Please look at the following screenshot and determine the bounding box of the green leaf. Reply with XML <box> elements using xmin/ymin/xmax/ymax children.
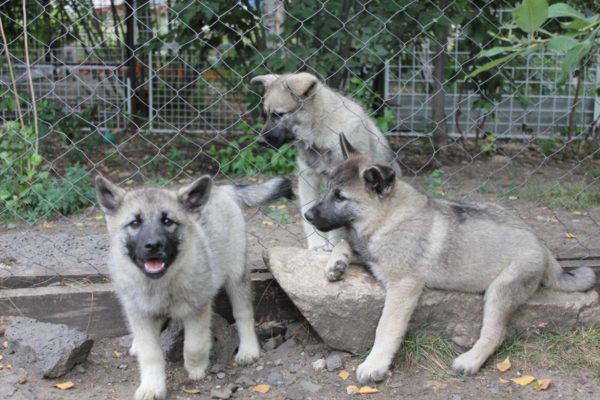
<box><xmin>478</xmin><ymin>46</ymin><xmax>518</xmax><ymax>58</ymax></box>
<box><xmin>470</xmin><ymin>53</ymin><xmax>519</xmax><ymax>77</ymax></box>
<box><xmin>561</xmin><ymin>14</ymin><xmax>599</xmax><ymax>31</ymax></box>
<box><xmin>30</xmin><ymin>153</ymin><xmax>43</xmax><ymax>166</ymax></box>
<box><xmin>548</xmin><ymin>36</ymin><xmax>580</xmax><ymax>52</ymax></box>
<box><xmin>557</xmin><ymin>40</ymin><xmax>593</xmax><ymax>85</ymax></box>
<box><xmin>0</xmin><ymin>188</ymin><xmax>12</xmax><ymax>201</ymax></box>
<box><xmin>512</xmin><ymin>0</ymin><xmax>549</xmax><ymax>33</ymax></box>
<box><xmin>548</xmin><ymin>3</ymin><xmax>586</xmax><ymax>20</ymax></box>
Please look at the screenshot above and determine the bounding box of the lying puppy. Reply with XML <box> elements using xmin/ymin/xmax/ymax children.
<box><xmin>304</xmin><ymin>134</ymin><xmax>596</xmax><ymax>384</ymax></box>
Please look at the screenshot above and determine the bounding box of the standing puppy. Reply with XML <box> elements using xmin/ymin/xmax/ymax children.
<box><xmin>304</xmin><ymin>134</ymin><xmax>596</xmax><ymax>384</ymax></box>
<box><xmin>251</xmin><ymin>72</ymin><xmax>401</xmax><ymax>251</ymax></box>
<box><xmin>95</xmin><ymin>175</ymin><xmax>293</xmax><ymax>400</ymax></box>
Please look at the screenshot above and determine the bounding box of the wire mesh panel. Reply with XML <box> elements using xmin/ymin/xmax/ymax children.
<box><xmin>386</xmin><ymin>41</ymin><xmax>599</xmax><ymax>138</ymax></box>
<box><xmin>0</xmin><ymin>0</ymin><xmax>599</xmax><ymax>354</ymax></box>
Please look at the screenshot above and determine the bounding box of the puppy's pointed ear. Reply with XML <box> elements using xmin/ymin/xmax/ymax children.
<box><xmin>95</xmin><ymin>175</ymin><xmax>125</xmax><ymax>214</ymax></box>
<box><xmin>251</xmin><ymin>74</ymin><xmax>279</xmax><ymax>88</ymax></box>
<box><xmin>339</xmin><ymin>132</ymin><xmax>359</xmax><ymax>160</ymax></box>
<box><xmin>284</xmin><ymin>72</ymin><xmax>319</xmax><ymax>98</ymax></box>
<box><xmin>178</xmin><ymin>175</ymin><xmax>212</xmax><ymax>211</ymax></box>
<box><xmin>362</xmin><ymin>165</ymin><xmax>396</xmax><ymax>195</ymax></box>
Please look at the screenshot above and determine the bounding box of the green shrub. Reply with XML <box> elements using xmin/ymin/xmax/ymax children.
<box><xmin>30</xmin><ymin>166</ymin><xmax>96</xmax><ymax>220</ymax></box>
<box><xmin>1</xmin><ymin>121</ymin><xmax>94</xmax><ymax>222</ymax></box>
<box><xmin>207</xmin><ymin>132</ymin><xmax>295</xmax><ymax>176</ymax></box>
<box><xmin>423</xmin><ymin>168</ymin><xmax>447</xmax><ymax>198</ymax></box>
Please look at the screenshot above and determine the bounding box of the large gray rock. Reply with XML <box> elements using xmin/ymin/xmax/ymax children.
<box><xmin>265</xmin><ymin>247</ymin><xmax>600</xmax><ymax>354</ymax></box>
<box><xmin>160</xmin><ymin>319</ymin><xmax>184</xmax><ymax>362</ymax></box>
<box><xmin>159</xmin><ymin>314</ymin><xmax>238</xmax><ymax>364</ymax></box>
<box><xmin>4</xmin><ymin>317</ymin><xmax>93</xmax><ymax>378</ymax></box>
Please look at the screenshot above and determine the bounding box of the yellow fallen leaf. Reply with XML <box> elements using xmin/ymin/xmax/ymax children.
<box><xmin>0</xmin><ymin>364</ymin><xmax>12</xmax><ymax>369</ymax></box>
<box><xmin>573</xmin><ymin>211</ymin><xmax>584</xmax><ymax>216</ymax></box>
<box><xmin>535</xmin><ymin>378</ymin><xmax>551</xmax><ymax>390</ymax></box>
<box><xmin>496</xmin><ymin>357</ymin><xmax>512</xmax><ymax>372</ymax></box>
<box><xmin>93</xmin><ymin>215</ymin><xmax>104</xmax><ymax>221</ymax></box>
<box><xmin>261</xmin><ymin>220</ymin><xmax>273</xmax><ymax>227</ymax></box>
<box><xmin>42</xmin><ymin>223</ymin><xmax>53</xmax><ymax>229</ymax></box>
<box><xmin>2</xmin><ymin>341</ymin><xmax>7</xmax><ymax>348</ymax></box>
<box><xmin>358</xmin><ymin>386</ymin><xmax>380</xmax><ymax>394</ymax></box>
<box><xmin>54</xmin><ymin>381</ymin><xmax>75</xmax><ymax>390</ymax></box>
<box><xmin>346</xmin><ymin>385</ymin><xmax>360</xmax><ymax>394</ymax></box>
<box><xmin>251</xmin><ymin>384</ymin><xmax>271</xmax><ymax>394</ymax></box>
<box><xmin>0</xmin><ymin>355</ymin><xmax>3</xmax><ymax>361</ymax></box>
<box><xmin>182</xmin><ymin>388</ymin><xmax>201</xmax><ymax>394</ymax></box>
<box><xmin>424</xmin><ymin>380</ymin><xmax>447</xmax><ymax>391</ymax></box>
<box><xmin>338</xmin><ymin>370</ymin><xmax>350</xmax><ymax>380</ymax></box>
<box><xmin>276</xmin><ymin>204</ymin><xmax>287</xmax><ymax>209</ymax></box>
<box><xmin>125</xmin><ymin>180</ymin><xmax>135</xmax><ymax>185</ymax></box>
<box><xmin>575</xmin><ymin>387</ymin><xmax>584</xmax><ymax>393</ymax></box>
<box><xmin>565</xmin><ymin>232</ymin><xmax>576</xmax><ymax>239</ymax></box>
<box><xmin>499</xmin><ymin>378</ymin><xmax>510</xmax><ymax>384</ymax></box>
<box><xmin>113</xmin><ymin>350</ymin><xmax>123</xmax><ymax>358</ymax></box>
<box><xmin>511</xmin><ymin>375</ymin><xmax>535</xmax><ymax>386</ymax></box>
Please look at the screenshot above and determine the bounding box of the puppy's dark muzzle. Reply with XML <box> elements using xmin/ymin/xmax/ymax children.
<box><xmin>259</xmin><ymin>131</ymin><xmax>288</xmax><ymax>149</ymax></box>
<box><xmin>304</xmin><ymin>208</ymin><xmax>317</xmax><ymax>224</ymax></box>
<box><xmin>304</xmin><ymin>206</ymin><xmax>334</xmax><ymax>232</ymax></box>
<box><xmin>257</xmin><ymin>122</ymin><xmax>295</xmax><ymax>149</ymax></box>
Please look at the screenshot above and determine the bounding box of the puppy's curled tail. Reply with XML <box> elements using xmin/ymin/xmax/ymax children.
<box><xmin>543</xmin><ymin>249</ymin><xmax>596</xmax><ymax>292</ymax></box>
<box><xmin>230</xmin><ymin>177</ymin><xmax>294</xmax><ymax>209</ymax></box>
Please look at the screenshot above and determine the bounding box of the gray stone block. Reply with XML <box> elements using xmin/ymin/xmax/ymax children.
<box><xmin>160</xmin><ymin>319</ymin><xmax>184</xmax><ymax>362</ymax></box>
<box><xmin>4</xmin><ymin>317</ymin><xmax>93</xmax><ymax>379</ymax></box>
<box><xmin>265</xmin><ymin>247</ymin><xmax>600</xmax><ymax>354</ymax></box>
<box><xmin>159</xmin><ymin>314</ymin><xmax>239</xmax><ymax>364</ymax></box>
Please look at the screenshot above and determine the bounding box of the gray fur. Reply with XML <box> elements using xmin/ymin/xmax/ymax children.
<box><xmin>252</xmin><ymin>72</ymin><xmax>401</xmax><ymax>251</ymax></box>
<box><xmin>229</xmin><ymin>177</ymin><xmax>294</xmax><ymax>209</ymax></box>
<box><xmin>95</xmin><ymin>176</ymin><xmax>291</xmax><ymax>400</ymax></box>
<box><xmin>304</xmin><ymin>147</ymin><xmax>596</xmax><ymax>384</ymax></box>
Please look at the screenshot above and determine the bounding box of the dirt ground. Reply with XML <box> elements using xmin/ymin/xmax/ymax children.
<box><xmin>1</xmin><ymin>145</ymin><xmax>600</xmax><ymax>399</ymax></box>
<box><xmin>1</xmin><ymin>322</ymin><xmax>600</xmax><ymax>400</ymax></box>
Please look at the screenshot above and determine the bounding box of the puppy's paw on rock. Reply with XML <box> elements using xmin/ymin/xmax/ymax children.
<box><xmin>325</xmin><ymin>260</ymin><xmax>347</xmax><ymax>281</ymax></box>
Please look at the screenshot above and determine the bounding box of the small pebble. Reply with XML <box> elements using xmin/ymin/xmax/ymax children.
<box><xmin>312</xmin><ymin>358</ymin><xmax>326</xmax><ymax>372</ymax></box>
<box><xmin>326</xmin><ymin>353</ymin><xmax>343</xmax><ymax>371</ymax></box>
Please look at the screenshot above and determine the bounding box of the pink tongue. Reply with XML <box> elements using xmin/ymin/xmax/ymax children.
<box><xmin>144</xmin><ymin>260</ymin><xmax>164</xmax><ymax>272</ymax></box>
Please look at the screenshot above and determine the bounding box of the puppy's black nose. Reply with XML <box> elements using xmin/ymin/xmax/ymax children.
<box><xmin>145</xmin><ymin>241</ymin><xmax>163</xmax><ymax>251</ymax></box>
<box><xmin>304</xmin><ymin>209</ymin><xmax>315</xmax><ymax>222</ymax></box>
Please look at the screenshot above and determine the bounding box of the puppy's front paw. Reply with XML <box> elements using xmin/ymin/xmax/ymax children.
<box><xmin>308</xmin><ymin>236</ymin><xmax>333</xmax><ymax>252</ymax></box>
<box><xmin>129</xmin><ymin>341</ymin><xmax>137</xmax><ymax>357</ymax></box>
<box><xmin>186</xmin><ymin>363</ymin><xmax>208</xmax><ymax>380</ymax></box>
<box><xmin>356</xmin><ymin>358</ymin><xmax>389</xmax><ymax>385</ymax></box>
<box><xmin>235</xmin><ymin>342</ymin><xmax>260</xmax><ymax>365</ymax></box>
<box><xmin>325</xmin><ymin>259</ymin><xmax>347</xmax><ymax>281</ymax></box>
<box><xmin>134</xmin><ymin>381</ymin><xmax>167</xmax><ymax>400</ymax></box>
<box><xmin>311</xmin><ymin>244</ymin><xmax>334</xmax><ymax>252</ymax></box>
<box><xmin>449</xmin><ymin>352</ymin><xmax>482</xmax><ymax>376</ymax></box>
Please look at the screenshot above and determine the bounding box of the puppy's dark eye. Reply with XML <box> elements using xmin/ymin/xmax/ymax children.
<box><xmin>162</xmin><ymin>217</ymin><xmax>174</xmax><ymax>226</ymax></box>
<box><xmin>129</xmin><ymin>217</ymin><xmax>142</xmax><ymax>228</ymax></box>
<box><xmin>334</xmin><ymin>189</ymin><xmax>346</xmax><ymax>202</ymax></box>
<box><xmin>271</xmin><ymin>111</ymin><xmax>286</xmax><ymax>119</ymax></box>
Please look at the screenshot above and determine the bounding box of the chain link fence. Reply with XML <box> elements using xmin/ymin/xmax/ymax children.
<box><xmin>0</xmin><ymin>1</ymin><xmax>599</xmax><ymax>316</ymax></box>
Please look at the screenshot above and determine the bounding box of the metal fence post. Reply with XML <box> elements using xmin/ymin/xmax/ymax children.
<box><xmin>148</xmin><ymin>50</ymin><xmax>153</xmax><ymax>132</ymax></box>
